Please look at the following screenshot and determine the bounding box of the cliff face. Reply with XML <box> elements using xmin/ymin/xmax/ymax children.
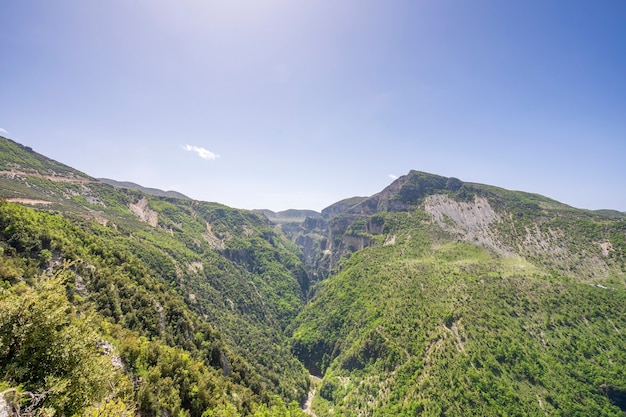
<box><xmin>424</xmin><ymin>194</ymin><xmax>513</xmax><ymax>256</ymax></box>
<box><xmin>289</xmin><ymin>173</ymin><xmax>626</xmax><ymax>417</ymax></box>
<box><xmin>280</xmin><ymin>217</ymin><xmax>330</xmax><ymax>283</ymax></box>
<box><xmin>129</xmin><ymin>196</ymin><xmax>159</xmax><ymax>227</ymax></box>
<box><xmin>282</xmin><ymin>170</ymin><xmax>625</xmax><ymax>292</ymax></box>
<box><xmin>321</xmin><ymin>196</ymin><xmax>368</xmax><ymax>219</ymax></box>
<box><xmin>322</xmin><ymin>171</ymin><xmax>465</xmax><ymax>218</ymax></box>
<box><xmin>287</xmin><ymin>172</ymin><xmax>469</xmax><ymax>277</ymax></box>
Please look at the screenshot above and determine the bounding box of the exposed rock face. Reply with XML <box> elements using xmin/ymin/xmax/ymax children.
<box><xmin>303</xmin><ymin>217</ymin><xmax>326</xmax><ymax>230</ymax></box>
<box><xmin>323</xmin><ymin>171</ymin><xmax>465</xmax><ymax>217</ymax></box>
<box><xmin>296</xmin><ymin>235</ymin><xmax>320</xmax><ymax>265</ymax></box>
<box><xmin>519</xmin><ymin>222</ymin><xmax>609</xmax><ymax>280</ymax></box>
<box><xmin>342</xmin><ymin>234</ymin><xmax>371</xmax><ymax>252</ymax></box>
<box><xmin>425</xmin><ymin>195</ymin><xmax>499</xmax><ymax>231</ymax></box>
<box><xmin>424</xmin><ymin>194</ymin><xmax>612</xmax><ymax>279</ymax></box>
<box><xmin>322</xmin><ymin>197</ymin><xmax>368</xmax><ymax>218</ymax></box>
<box><xmin>600</xmin><ymin>241</ymin><xmax>614</xmax><ymax>257</ymax></box>
<box><xmin>129</xmin><ymin>197</ymin><xmax>158</xmax><ymax>227</ymax></box>
<box><xmin>424</xmin><ymin>194</ymin><xmax>514</xmax><ymax>256</ymax></box>
<box><xmin>4</xmin><ymin>198</ymin><xmax>52</xmax><ymax>206</ymax></box>
<box><xmin>0</xmin><ymin>169</ymin><xmax>92</xmax><ymax>183</ymax></box>
<box><xmin>280</xmin><ymin>217</ymin><xmax>329</xmax><ymax>282</ymax></box>
<box><xmin>521</xmin><ymin>223</ymin><xmax>568</xmax><ymax>256</ymax></box>
<box><xmin>97</xmin><ymin>340</ymin><xmax>125</xmax><ymax>370</ymax></box>
<box><xmin>0</xmin><ymin>392</ymin><xmax>9</xmax><ymax>417</ymax></box>
<box><xmin>202</xmin><ymin>222</ymin><xmax>226</xmax><ymax>250</ymax></box>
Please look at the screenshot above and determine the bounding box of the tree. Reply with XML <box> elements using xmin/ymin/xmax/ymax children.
<box><xmin>0</xmin><ymin>275</ymin><xmax>126</xmax><ymax>416</ymax></box>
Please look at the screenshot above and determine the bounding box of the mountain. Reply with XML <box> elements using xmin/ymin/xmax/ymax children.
<box><xmin>0</xmin><ymin>136</ymin><xmax>310</xmax><ymax>416</ymax></box>
<box><xmin>0</xmin><ymin>137</ymin><xmax>90</xmax><ymax>180</ymax></box>
<box><xmin>97</xmin><ymin>178</ymin><xmax>191</xmax><ymax>200</ymax></box>
<box><xmin>288</xmin><ymin>171</ymin><xmax>626</xmax><ymax>416</ymax></box>
<box><xmin>1</xmin><ymin>136</ymin><xmax>626</xmax><ymax>416</ymax></box>
<box><xmin>254</xmin><ymin>209</ymin><xmax>321</xmax><ymax>225</ymax></box>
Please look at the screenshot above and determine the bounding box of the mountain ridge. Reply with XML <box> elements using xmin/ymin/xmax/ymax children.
<box><xmin>97</xmin><ymin>178</ymin><xmax>191</xmax><ymax>200</ymax></box>
<box><xmin>0</xmin><ymin>136</ymin><xmax>312</xmax><ymax>416</ymax></box>
<box><xmin>2</xmin><ymin>135</ymin><xmax>623</xmax><ymax>216</ymax></box>
<box><xmin>254</xmin><ymin>209</ymin><xmax>321</xmax><ymax>225</ymax></box>
<box><xmin>1</xmin><ymin>135</ymin><xmax>626</xmax><ymax>416</ymax></box>
<box><xmin>288</xmin><ymin>170</ymin><xmax>626</xmax><ymax>415</ymax></box>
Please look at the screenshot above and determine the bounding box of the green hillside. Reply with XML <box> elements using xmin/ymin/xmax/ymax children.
<box><xmin>2</xmin><ymin>138</ymin><xmax>626</xmax><ymax>416</ymax></box>
<box><xmin>289</xmin><ymin>172</ymin><xmax>626</xmax><ymax>416</ymax></box>
<box><xmin>0</xmin><ymin>137</ymin><xmax>309</xmax><ymax>416</ymax></box>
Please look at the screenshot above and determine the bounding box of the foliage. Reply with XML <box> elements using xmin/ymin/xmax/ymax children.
<box><xmin>290</xmin><ymin>207</ymin><xmax>626</xmax><ymax>416</ymax></box>
<box><xmin>0</xmin><ymin>137</ymin><xmax>87</xmax><ymax>177</ymax></box>
<box><xmin>0</xmin><ymin>276</ymin><xmax>132</xmax><ymax>416</ymax></box>
<box><xmin>3</xmin><ymin>136</ymin><xmax>626</xmax><ymax>416</ymax></box>
<box><xmin>0</xmin><ymin>199</ymin><xmax>309</xmax><ymax>415</ymax></box>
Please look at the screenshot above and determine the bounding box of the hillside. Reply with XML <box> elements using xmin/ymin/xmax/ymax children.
<box><xmin>0</xmin><ymin>136</ymin><xmax>309</xmax><ymax>416</ymax></box>
<box><xmin>289</xmin><ymin>171</ymin><xmax>626</xmax><ymax>416</ymax></box>
<box><xmin>2</xmin><ymin>137</ymin><xmax>626</xmax><ymax>416</ymax></box>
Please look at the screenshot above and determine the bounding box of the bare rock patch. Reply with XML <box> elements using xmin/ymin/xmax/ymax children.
<box><xmin>129</xmin><ymin>197</ymin><xmax>158</xmax><ymax>227</ymax></box>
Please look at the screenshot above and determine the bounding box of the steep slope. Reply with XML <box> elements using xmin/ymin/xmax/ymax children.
<box><xmin>4</xmin><ymin>136</ymin><xmax>626</xmax><ymax>416</ymax></box>
<box><xmin>0</xmin><ymin>136</ymin><xmax>310</xmax><ymax>416</ymax></box>
<box><xmin>289</xmin><ymin>171</ymin><xmax>626</xmax><ymax>416</ymax></box>
<box><xmin>0</xmin><ymin>137</ymin><xmax>90</xmax><ymax>180</ymax></box>
<box><xmin>299</xmin><ymin>171</ymin><xmax>625</xmax><ymax>283</ymax></box>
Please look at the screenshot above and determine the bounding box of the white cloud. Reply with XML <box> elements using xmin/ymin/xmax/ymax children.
<box><xmin>0</xmin><ymin>128</ymin><xmax>9</xmax><ymax>136</ymax></box>
<box><xmin>388</xmin><ymin>174</ymin><xmax>398</xmax><ymax>180</ymax></box>
<box><xmin>183</xmin><ymin>144</ymin><xmax>220</xmax><ymax>160</ymax></box>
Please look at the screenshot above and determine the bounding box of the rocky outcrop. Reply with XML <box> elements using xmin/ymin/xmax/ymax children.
<box><xmin>201</xmin><ymin>222</ymin><xmax>226</xmax><ymax>250</ymax></box>
<box><xmin>322</xmin><ymin>197</ymin><xmax>368</xmax><ymax>218</ymax></box>
<box><xmin>0</xmin><ymin>391</ymin><xmax>9</xmax><ymax>417</ymax></box>
<box><xmin>341</xmin><ymin>234</ymin><xmax>372</xmax><ymax>252</ymax></box>
<box><xmin>424</xmin><ymin>194</ymin><xmax>514</xmax><ymax>256</ymax></box>
<box><xmin>0</xmin><ymin>169</ymin><xmax>92</xmax><ymax>183</ymax></box>
<box><xmin>129</xmin><ymin>197</ymin><xmax>158</xmax><ymax>227</ymax></box>
<box><xmin>0</xmin><ymin>389</ymin><xmax>46</xmax><ymax>417</ymax></box>
<box><xmin>323</xmin><ymin>171</ymin><xmax>464</xmax><ymax>217</ymax></box>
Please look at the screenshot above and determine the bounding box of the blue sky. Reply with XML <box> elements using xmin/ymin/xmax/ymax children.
<box><xmin>1</xmin><ymin>1</ymin><xmax>625</xmax><ymax>212</ymax></box>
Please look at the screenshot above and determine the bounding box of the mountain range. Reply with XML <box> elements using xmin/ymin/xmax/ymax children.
<box><xmin>1</xmin><ymin>135</ymin><xmax>625</xmax><ymax>417</ymax></box>
<box><xmin>97</xmin><ymin>178</ymin><xmax>191</xmax><ymax>200</ymax></box>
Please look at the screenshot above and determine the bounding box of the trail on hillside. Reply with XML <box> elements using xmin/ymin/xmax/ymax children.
<box><xmin>0</xmin><ymin>169</ymin><xmax>92</xmax><ymax>183</ymax></box>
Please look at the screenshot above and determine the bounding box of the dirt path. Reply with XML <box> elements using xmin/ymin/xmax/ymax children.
<box><xmin>5</xmin><ymin>198</ymin><xmax>52</xmax><ymax>205</ymax></box>
<box><xmin>303</xmin><ymin>375</ymin><xmax>321</xmax><ymax>417</ymax></box>
<box><xmin>0</xmin><ymin>169</ymin><xmax>93</xmax><ymax>183</ymax></box>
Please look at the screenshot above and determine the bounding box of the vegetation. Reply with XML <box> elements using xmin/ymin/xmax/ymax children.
<box><xmin>289</xmin><ymin>186</ymin><xmax>626</xmax><ymax>416</ymax></box>
<box><xmin>2</xmin><ymin>137</ymin><xmax>626</xmax><ymax>416</ymax></box>
<box><xmin>0</xmin><ymin>197</ymin><xmax>308</xmax><ymax>416</ymax></box>
<box><xmin>0</xmin><ymin>137</ymin><xmax>88</xmax><ymax>177</ymax></box>
<box><xmin>0</xmin><ymin>275</ymin><xmax>133</xmax><ymax>417</ymax></box>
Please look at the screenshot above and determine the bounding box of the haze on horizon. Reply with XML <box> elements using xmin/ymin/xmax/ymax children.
<box><xmin>1</xmin><ymin>1</ymin><xmax>625</xmax><ymax>212</ymax></box>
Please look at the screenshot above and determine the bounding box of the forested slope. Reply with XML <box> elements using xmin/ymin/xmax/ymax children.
<box><xmin>289</xmin><ymin>171</ymin><xmax>626</xmax><ymax>416</ymax></box>
<box><xmin>0</xmin><ymin>137</ymin><xmax>309</xmax><ymax>416</ymax></box>
<box><xmin>2</xmin><ymin>138</ymin><xmax>626</xmax><ymax>416</ymax></box>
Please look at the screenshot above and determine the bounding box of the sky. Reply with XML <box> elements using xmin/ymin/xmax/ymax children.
<box><xmin>1</xmin><ymin>1</ymin><xmax>625</xmax><ymax>212</ymax></box>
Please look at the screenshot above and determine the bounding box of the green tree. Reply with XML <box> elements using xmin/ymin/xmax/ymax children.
<box><xmin>0</xmin><ymin>276</ymin><xmax>126</xmax><ymax>416</ymax></box>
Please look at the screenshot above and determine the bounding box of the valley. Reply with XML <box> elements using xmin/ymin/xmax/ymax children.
<box><xmin>1</xmin><ymin>136</ymin><xmax>626</xmax><ymax>416</ymax></box>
